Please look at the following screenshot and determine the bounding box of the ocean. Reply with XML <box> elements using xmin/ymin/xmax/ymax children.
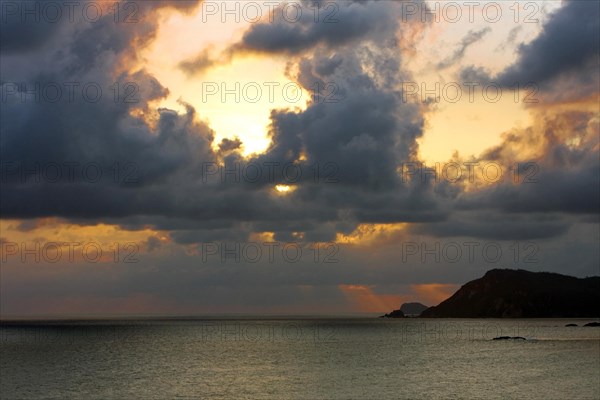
<box><xmin>1</xmin><ymin>318</ymin><xmax>599</xmax><ymax>399</ymax></box>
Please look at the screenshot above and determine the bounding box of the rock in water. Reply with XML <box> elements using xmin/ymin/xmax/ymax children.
<box><xmin>583</xmin><ymin>322</ymin><xmax>600</xmax><ymax>327</ymax></box>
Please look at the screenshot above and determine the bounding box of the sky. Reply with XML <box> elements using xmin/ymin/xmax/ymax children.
<box><xmin>0</xmin><ymin>0</ymin><xmax>599</xmax><ymax>317</ymax></box>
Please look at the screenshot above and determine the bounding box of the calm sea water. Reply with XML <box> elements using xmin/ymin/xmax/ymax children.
<box><xmin>1</xmin><ymin>318</ymin><xmax>599</xmax><ymax>399</ymax></box>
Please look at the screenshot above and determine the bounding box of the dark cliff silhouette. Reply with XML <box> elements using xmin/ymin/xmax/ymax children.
<box><xmin>419</xmin><ymin>269</ymin><xmax>600</xmax><ymax>318</ymax></box>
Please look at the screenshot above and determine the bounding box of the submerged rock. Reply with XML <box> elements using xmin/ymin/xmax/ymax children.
<box><xmin>565</xmin><ymin>323</ymin><xmax>578</xmax><ymax>327</ymax></box>
<box><xmin>492</xmin><ymin>336</ymin><xmax>526</xmax><ymax>340</ymax></box>
<box><xmin>583</xmin><ymin>322</ymin><xmax>600</xmax><ymax>327</ymax></box>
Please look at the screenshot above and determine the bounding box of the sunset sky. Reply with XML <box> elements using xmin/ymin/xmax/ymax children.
<box><xmin>1</xmin><ymin>0</ymin><xmax>598</xmax><ymax>317</ymax></box>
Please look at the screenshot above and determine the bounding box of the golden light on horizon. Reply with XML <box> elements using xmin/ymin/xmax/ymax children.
<box><xmin>0</xmin><ymin>219</ymin><xmax>167</xmax><ymax>263</ymax></box>
<box><xmin>335</xmin><ymin>223</ymin><xmax>410</xmax><ymax>246</ymax></box>
<box><xmin>338</xmin><ymin>284</ymin><xmax>407</xmax><ymax>313</ymax></box>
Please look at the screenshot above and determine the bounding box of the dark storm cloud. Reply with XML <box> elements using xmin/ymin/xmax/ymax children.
<box><xmin>495</xmin><ymin>1</ymin><xmax>599</xmax><ymax>86</ymax></box>
<box><xmin>0</xmin><ymin>10</ymin><xmax>63</xmax><ymax>53</ymax></box>
<box><xmin>457</xmin><ymin>164</ymin><xmax>600</xmax><ymax>216</ymax></box>
<box><xmin>460</xmin><ymin>1</ymin><xmax>600</xmax><ymax>95</ymax></box>
<box><xmin>0</xmin><ymin>0</ymin><xmax>200</xmax><ymax>53</ymax></box>
<box><xmin>314</xmin><ymin>54</ymin><xmax>344</xmax><ymax>76</ymax></box>
<box><xmin>230</xmin><ymin>0</ymin><xmax>409</xmax><ymax>55</ymax></box>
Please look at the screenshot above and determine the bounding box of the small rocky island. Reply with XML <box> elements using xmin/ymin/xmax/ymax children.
<box><xmin>380</xmin><ymin>302</ymin><xmax>429</xmax><ymax>318</ymax></box>
<box><xmin>380</xmin><ymin>309</ymin><xmax>405</xmax><ymax>318</ymax></box>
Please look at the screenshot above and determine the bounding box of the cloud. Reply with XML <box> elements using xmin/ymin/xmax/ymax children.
<box><xmin>437</xmin><ymin>27</ymin><xmax>491</xmax><ymax>69</ymax></box>
<box><xmin>178</xmin><ymin>0</ymin><xmax>428</xmax><ymax>75</ymax></box>
<box><xmin>460</xmin><ymin>1</ymin><xmax>599</xmax><ymax>104</ymax></box>
<box><xmin>495</xmin><ymin>26</ymin><xmax>523</xmax><ymax>52</ymax></box>
<box><xmin>495</xmin><ymin>1</ymin><xmax>599</xmax><ymax>86</ymax></box>
<box><xmin>229</xmin><ymin>0</ymin><xmax>411</xmax><ymax>55</ymax></box>
<box><xmin>0</xmin><ymin>10</ymin><xmax>64</xmax><ymax>54</ymax></box>
<box><xmin>178</xmin><ymin>48</ymin><xmax>219</xmax><ymax>76</ymax></box>
<box><xmin>460</xmin><ymin>110</ymin><xmax>599</xmax><ymax>216</ymax></box>
<box><xmin>412</xmin><ymin>216</ymin><xmax>570</xmax><ymax>241</ymax></box>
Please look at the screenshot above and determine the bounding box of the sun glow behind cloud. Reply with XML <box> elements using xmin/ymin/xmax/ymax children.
<box><xmin>141</xmin><ymin>5</ymin><xmax>312</xmax><ymax>156</ymax></box>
